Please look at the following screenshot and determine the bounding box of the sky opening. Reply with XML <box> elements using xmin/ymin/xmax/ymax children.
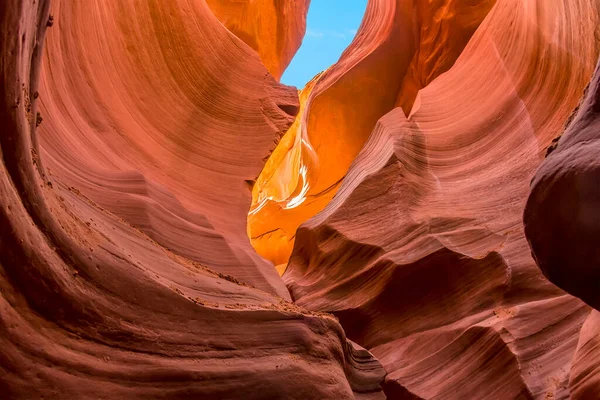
<box><xmin>280</xmin><ymin>0</ymin><xmax>368</xmax><ymax>89</ymax></box>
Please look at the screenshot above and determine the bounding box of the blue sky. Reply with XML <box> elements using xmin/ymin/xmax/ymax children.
<box><xmin>281</xmin><ymin>0</ymin><xmax>368</xmax><ymax>89</ymax></box>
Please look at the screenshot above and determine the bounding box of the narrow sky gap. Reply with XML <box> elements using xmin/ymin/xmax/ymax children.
<box><xmin>280</xmin><ymin>0</ymin><xmax>368</xmax><ymax>89</ymax></box>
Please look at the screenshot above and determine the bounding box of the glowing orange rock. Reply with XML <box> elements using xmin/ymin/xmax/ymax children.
<box><xmin>282</xmin><ymin>0</ymin><xmax>600</xmax><ymax>397</ymax></box>
<box><xmin>205</xmin><ymin>0</ymin><xmax>310</xmax><ymax>81</ymax></box>
<box><xmin>248</xmin><ymin>73</ymin><xmax>322</xmax><ymax>265</ymax></box>
<box><xmin>248</xmin><ymin>0</ymin><xmax>498</xmax><ymax>269</ymax></box>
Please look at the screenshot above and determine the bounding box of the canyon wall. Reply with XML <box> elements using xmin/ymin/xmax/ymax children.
<box><xmin>1</xmin><ymin>0</ymin><xmax>599</xmax><ymax>398</ymax></box>
<box><xmin>0</xmin><ymin>0</ymin><xmax>384</xmax><ymax>398</ymax></box>
<box><xmin>524</xmin><ymin>49</ymin><xmax>600</xmax><ymax>400</ymax></box>
<box><xmin>205</xmin><ymin>0</ymin><xmax>310</xmax><ymax>81</ymax></box>
<box><xmin>525</xmin><ymin>57</ymin><xmax>600</xmax><ymax>312</ymax></box>
<box><xmin>281</xmin><ymin>0</ymin><xmax>600</xmax><ymax>398</ymax></box>
<box><xmin>249</xmin><ymin>0</ymin><xmax>499</xmax><ymax>266</ymax></box>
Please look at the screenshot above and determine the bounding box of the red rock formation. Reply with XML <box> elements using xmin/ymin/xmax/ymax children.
<box><xmin>38</xmin><ymin>0</ymin><xmax>296</xmax><ymax>298</ymax></box>
<box><xmin>569</xmin><ymin>311</ymin><xmax>600</xmax><ymax>398</ymax></box>
<box><xmin>249</xmin><ymin>0</ymin><xmax>498</xmax><ymax>266</ymax></box>
<box><xmin>205</xmin><ymin>0</ymin><xmax>310</xmax><ymax>81</ymax></box>
<box><xmin>0</xmin><ymin>0</ymin><xmax>384</xmax><ymax>398</ymax></box>
<box><xmin>2</xmin><ymin>0</ymin><xmax>600</xmax><ymax>398</ymax></box>
<box><xmin>525</xmin><ymin>57</ymin><xmax>600</xmax><ymax>312</ymax></box>
<box><xmin>524</xmin><ymin>51</ymin><xmax>600</xmax><ymax>400</ymax></box>
<box><xmin>283</xmin><ymin>0</ymin><xmax>600</xmax><ymax>398</ymax></box>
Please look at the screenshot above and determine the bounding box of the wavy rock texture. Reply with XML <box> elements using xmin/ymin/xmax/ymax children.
<box><xmin>249</xmin><ymin>0</ymin><xmax>498</xmax><ymax>266</ymax></box>
<box><xmin>525</xmin><ymin>57</ymin><xmax>600</xmax><ymax>312</ymax></box>
<box><xmin>2</xmin><ymin>0</ymin><xmax>600</xmax><ymax>398</ymax></box>
<box><xmin>284</xmin><ymin>0</ymin><xmax>600</xmax><ymax>398</ymax></box>
<box><xmin>38</xmin><ymin>0</ymin><xmax>299</xmax><ymax>299</ymax></box>
<box><xmin>569</xmin><ymin>311</ymin><xmax>600</xmax><ymax>398</ymax></box>
<box><xmin>0</xmin><ymin>0</ymin><xmax>384</xmax><ymax>398</ymax></box>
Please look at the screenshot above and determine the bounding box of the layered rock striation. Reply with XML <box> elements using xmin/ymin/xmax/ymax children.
<box><xmin>1</xmin><ymin>0</ymin><xmax>600</xmax><ymax>399</ymax></box>
<box><xmin>281</xmin><ymin>0</ymin><xmax>600</xmax><ymax>398</ymax></box>
<box><xmin>249</xmin><ymin>0</ymin><xmax>499</xmax><ymax>266</ymax></box>
<box><xmin>0</xmin><ymin>0</ymin><xmax>384</xmax><ymax>398</ymax></box>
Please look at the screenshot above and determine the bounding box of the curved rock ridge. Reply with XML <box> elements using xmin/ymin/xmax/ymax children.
<box><xmin>38</xmin><ymin>0</ymin><xmax>297</xmax><ymax>298</ymax></box>
<box><xmin>3</xmin><ymin>0</ymin><xmax>600</xmax><ymax>398</ymax></box>
<box><xmin>205</xmin><ymin>0</ymin><xmax>310</xmax><ymax>81</ymax></box>
<box><xmin>525</xmin><ymin>56</ymin><xmax>600</xmax><ymax>312</ymax></box>
<box><xmin>284</xmin><ymin>0</ymin><xmax>600</xmax><ymax>398</ymax></box>
<box><xmin>569</xmin><ymin>310</ymin><xmax>600</xmax><ymax>398</ymax></box>
<box><xmin>0</xmin><ymin>0</ymin><xmax>386</xmax><ymax>398</ymax></box>
<box><xmin>249</xmin><ymin>72</ymin><xmax>323</xmax><ymax>267</ymax></box>
<box><xmin>249</xmin><ymin>0</ymin><xmax>497</xmax><ymax>267</ymax></box>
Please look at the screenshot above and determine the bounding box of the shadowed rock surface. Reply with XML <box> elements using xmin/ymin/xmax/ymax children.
<box><xmin>525</xmin><ymin>57</ymin><xmax>600</xmax><ymax>312</ymax></box>
<box><xmin>0</xmin><ymin>0</ymin><xmax>384</xmax><ymax>398</ymax></box>
<box><xmin>1</xmin><ymin>0</ymin><xmax>600</xmax><ymax>399</ymax></box>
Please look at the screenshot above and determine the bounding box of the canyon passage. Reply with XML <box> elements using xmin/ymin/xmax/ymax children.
<box><xmin>1</xmin><ymin>0</ymin><xmax>600</xmax><ymax>399</ymax></box>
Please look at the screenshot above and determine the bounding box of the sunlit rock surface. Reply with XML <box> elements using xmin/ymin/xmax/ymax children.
<box><xmin>205</xmin><ymin>0</ymin><xmax>310</xmax><ymax>81</ymax></box>
<box><xmin>1</xmin><ymin>0</ymin><xmax>600</xmax><ymax>398</ymax></box>
<box><xmin>282</xmin><ymin>0</ymin><xmax>600</xmax><ymax>398</ymax></box>
<box><xmin>0</xmin><ymin>0</ymin><xmax>383</xmax><ymax>398</ymax></box>
<box><xmin>249</xmin><ymin>0</ymin><xmax>498</xmax><ymax>266</ymax></box>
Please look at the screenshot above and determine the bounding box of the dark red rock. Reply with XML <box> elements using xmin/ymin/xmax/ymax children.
<box><xmin>525</xmin><ymin>57</ymin><xmax>600</xmax><ymax>312</ymax></box>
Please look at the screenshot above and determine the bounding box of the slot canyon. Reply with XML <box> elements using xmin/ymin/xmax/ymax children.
<box><xmin>1</xmin><ymin>0</ymin><xmax>600</xmax><ymax>398</ymax></box>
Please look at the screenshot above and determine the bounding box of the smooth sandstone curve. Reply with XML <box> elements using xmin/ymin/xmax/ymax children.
<box><xmin>0</xmin><ymin>0</ymin><xmax>385</xmax><ymax>398</ymax></box>
<box><xmin>525</xmin><ymin>56</ymin><xmax>600</xmax><ymax>312</ymax></box>
<box><xmin>38</xmin><ymin>0</ymin><xmax>297</xmax><ymax>298</ymax></box>
<box><xmin>205</xmin><ymin>0</ymin><xmax>310</xmax><ymax>81</ymax></box>
<box><xmin>2</xmin><ymin>0</ymin><xmax>600</xmax><ymax>398</ymax></box>
<box><xmin>249</xmin><ymin>0</ymin><xmax>498</xmax><ymax>267</ymax></box>
<box><xmin>285</xmin><ymin>0</ymin><xmax>600</xmax><ymax>398</ymax></box>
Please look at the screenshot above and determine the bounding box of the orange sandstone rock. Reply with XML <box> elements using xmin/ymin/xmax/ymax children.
<box><xmin>284</xmin><ymin>0</ymin><xmax>600</xmax><ymax>397</ymax></box>
<box><xmin>0</xmin><ymin>0</ymin><xmax>384</xmax><ymax>398</ymax></box>
<box><xmin>1</xmin><ymin>0</ymin><xmax>600</xmax><ymax>398</ymax></box>
<box><xmin>569</xmin><ymin>310</ymin><xmax>600</xmax><ymax>399</ymax></box>
<box><xmin>249</xmin><ymin>0</ymin><xmax>498</xmax><ymax>268</ymax></box>
<box><xmin>38</xmin><ymin>0</ymin><xmax>298</xmax><ymax>298</ymax></box>
<box><xmin>205</xmin><ymin>0</ymin><xmax>310</xmax><ymax>81</ymax></box>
